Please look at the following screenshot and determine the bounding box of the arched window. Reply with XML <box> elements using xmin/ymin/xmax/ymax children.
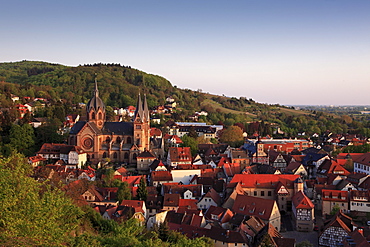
<box><xmin>124</xmin><ymin>153</ymin><xmax>129</xmax><ymax>160</ymax></box>
<box><xmin>98</xmin><ymin>112</ymin><xmax>102</xmax><ymax>120</ymax></box>
<box><xmin>113</xmin><ymin>152</ymin><xmax>118</xmax><ymax>159</ymax></box>
<box><xmin>105</xmin><ymin>137</ymin><xmax>111</xmax><ymax>143</ymax></box>
<box><xmin>127</xmin><ymin>137</ymin><xmax>132</xmax><ymax>144</ymax></box>
<box><xmin>92</xmin><ymin>112</ymin><xmax>95</xmax><ymax>119</ymax></box>
<box><xmin>116</xmin><ymin>137</ymin><xmax>121</xmax><ymax>144</ymax></box>
<box><xmin>103</xmin><ymin>152</ymin><xmax>107</xmax><ymax>158</ymax></box>
<box><xmin>133</xmin><ymin>153</ymin><xmax>137</xmax><ymax>160</ymax></box>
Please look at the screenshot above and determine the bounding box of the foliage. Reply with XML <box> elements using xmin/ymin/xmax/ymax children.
<box><xmin>137</xmin><ymin>176</ymin><xmax>148</xmax><ymax>201</ymax></box>
<box><xmin>330</xmin><ymin>204</ymin><xmax>341</xmax><ymax>215</ymax></box>
<box><xmin>0</xmin><ymin>153</ymin><xmax>84</xmax><ymax>246</ymax></box>
<box><xmin>117</xmin><ymin>181</ymin><xmax>132</xmax><ymax>203</ymax></box>
<box><xmin>180</xmin><ymin>134</ymin><xmax>199</xmax><ymax>156</ymax></box>
<box><xmin>219</xmin><ymin>125</ymin><xmax>244</xmax><ymax>147</ymax></box>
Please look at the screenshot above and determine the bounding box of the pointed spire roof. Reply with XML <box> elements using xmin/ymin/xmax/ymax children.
<box><xmin>86</xmin><ymin>78</ymin><xmax>105</xmax><ymax>113</ymax></box>
<box><xmin>143</xmin><ymin>94</ymin><xmax>150</xmax><ymax>121</ymax></box>
<box><xmin>134</xmin><ymin>94</ymin><xmax>145</xmax><ymax>122</ymax></box>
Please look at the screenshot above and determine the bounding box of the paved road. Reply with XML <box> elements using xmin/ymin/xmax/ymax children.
<box><xmin>281</xmin><ymin>214</ymin><xmax>319</xmax><ymax>247</ymax></box>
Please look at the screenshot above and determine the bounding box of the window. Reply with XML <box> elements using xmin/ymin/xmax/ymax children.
<box><xmin>136</xmin><ymin>125</ymin><xmax>141</xmax><ymax>129</ymax></box>
<box><xmin>254</xmin><ymin>191</ymin><xmax>257</xmax><ymax>196</ymax></box>
<box><xmin>268</xmin><ymin>191</ymin><xmax>272</xmax><ymax>196</ymax></box>
<box><xmin>261</xmin><ymin>191</ymin><xmax>265</xmax><ymax>196</ymax></box>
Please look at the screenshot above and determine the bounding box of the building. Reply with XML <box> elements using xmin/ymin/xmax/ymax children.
<box><xmin>226</xmin><ymin>174</ymin><xmax>302</xmax><ymax>213</ymax></box>
<box><xmin>322</xmin><ymin>189</ymin><xmax>349</xmax><ymax>215</ymax></box>
<box><xmin>37</xmin><ymin>143</ymin><xmax>87</xmax><ymax>168</ymax></box>
<box><xmin>292</xmin><ymin>191</ymin><xmax>315</xmax><ymax>231</ymax></box>
<box><xmin>68</xmin><ymin>80</ymin><xmax>152</xmax><ymax>165</ymax></box>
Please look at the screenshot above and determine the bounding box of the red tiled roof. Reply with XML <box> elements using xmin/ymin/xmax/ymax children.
<box><xmin>229</xmin><ymin>174</ymin><xmax>300</xmax><ymax>189</ymax></box>
<box><xmin>151</xmin><ymin>170</ymin><xmax>173</xmax><ymax>182</ymax></box>
<box><xmin>168</xmin><ymin>147</ymin><xmax>192</xmax><ymax>163</ymax></box>
<box><xmin>322</xmin><ymin>189</ymin><xmax>348</xmax><ymax>202</ymax></box>
<box><xmin>292</xmin><ymin>191</ymin><xmax>314</xmax><ymax>209</ymax></box>
<box><xmin>232</xmin><ymin>194</ymin><xmax>276</xmax><ymax>221</ymax></box>
<box><xmin>120</xmin><ymin>200</ymin><xmax>145</xmax><ymax>214</ymax></box>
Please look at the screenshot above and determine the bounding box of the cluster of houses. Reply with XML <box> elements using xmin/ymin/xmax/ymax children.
<box><xmin>10</xmin><ymin>88</ymin><xmax>370</xmax><ymax>246</ymax></box>
<box><xmin>29</xmin><ymin>129</ymin><xmax>370</xmax><ymax>246</ymax></box>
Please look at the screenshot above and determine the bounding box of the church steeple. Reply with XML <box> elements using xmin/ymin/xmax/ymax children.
<box><xmin>133</xmin><ymin>93</ymin><xmax>150</xmax><ymax>151</ymax></box>
<box><xmin>134</xmin><ymin>93</ymin><xmax>145</xmax><ymax>122</ymax></box>
<box><xmin>86</xmin><ymin>78</ymin><xmax>106</xmax><ymax>129</ymax></box>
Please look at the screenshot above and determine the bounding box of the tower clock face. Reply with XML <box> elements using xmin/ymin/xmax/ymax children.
<box><xmin>82</xmin><ymin>137</ymin><xmax>94</xmax><ymax>149</ymax></box>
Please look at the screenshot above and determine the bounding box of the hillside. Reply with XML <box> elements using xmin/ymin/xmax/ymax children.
<box><xmin>0</xmin><ymin>60</ymin><xmax>368</xmax><ymax>138</ymax></box>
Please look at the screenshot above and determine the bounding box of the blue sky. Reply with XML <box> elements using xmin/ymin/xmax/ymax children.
<box><xmin>1</xmin><ymin>0</ymin><xmax>370</xmax><ymax>105</ymax></box>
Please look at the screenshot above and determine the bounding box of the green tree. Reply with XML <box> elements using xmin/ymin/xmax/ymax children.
<box><xmin>8</xmin><ymin>123</ymin><xmax>35</xmax><ymax>156</ymax></box>
<box><xmin>117</xmin><ymin>181</ymin><xmax>131</xmax><ymax>203</ymax></box>
<box><xmin>0</xmin><ymin>153</ymin><xmax>83</xmax><ymax>246</ymax></box>
<box><xmin>219</xmin><ymin>125</ymin><xmax>244</xmax><ymax>147</ymax></box>
<box><xmin>136</xmin><ymin>176</ymin><xmax>148</xmax><ymax>201</ymax></box>
<box><xmin>330</xmin><ymin>204</ymin><xmax>340</xmax><ymax>215</ymax></box>
<box><xmin>180</xmin><ymin>134</ymin><xmax>198</xmax><ymax>156</ymax></box>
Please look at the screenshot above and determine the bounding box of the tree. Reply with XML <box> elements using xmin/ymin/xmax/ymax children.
<box><xmin>117</xmin><ymin>181</ymin><xmax>131</xmax><ymax>203</ymax></box>
<box><xmin>136</xmin><ymin>176</ymin><xmax>148</xmax><ymax>201</ymax></box>
<box><xmin>103</xmin><ymin>168</ymin><xmax>115</xmax><ymax>187</ymax></box>
<box><xmin>0</xmin><ymin>153</ymin><xmax>83</xmax><ymax>246</ymax></box>
<box><xmin>330</xmin><ymin>204</ymin><xmax>340</xmax><ymax>215</ymax></box>
<box><xmin>180</xmin><ymin>134</ymin><xmax>198</xmax><ymax>156</ymax></box>
<box><xmin>8</xmin><ymin>123</ymin><xmax>35</xmax><ymax>156</ymax></box>
<box><xmin>219</xmin><ymin>125</ymin><xmax>244</xmax><ymax>147</ymax></box>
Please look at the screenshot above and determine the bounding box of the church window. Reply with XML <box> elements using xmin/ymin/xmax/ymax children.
<box><xmin>116</xmin><ymin>137</ymin><xmax>121</xmax><ymax>144</ymax></box>
<box><xmin>98</xmin><ymin>112</ymin><xmax>102</xmax><ymax>120</ymax></box>
<box><xmin>133</xmin><ymin>154</ymin><xmax>137</xmax><ymax>160</ymax></box>
<box><xmin>92</xmin><ymin>112</ymin><xmax>95</xmax><ymax>119</ymax></box>
<box><xmin>105</xmin><ymin>137</ymin><xmax>111</xmax><ymax>143</ymax></box>
<box><xmin>124</xmin><ymin>153</ymin><xmax>129</xmax><ymax>160</ymax></box>
<box><xmin>113</xmin><ymin>152</ymin><xmax>118</xmax><ymax>159</ymax></box>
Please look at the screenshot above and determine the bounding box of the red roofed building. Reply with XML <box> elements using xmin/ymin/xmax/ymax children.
<box><xmin>150</xmin><ymin>170</ymin><xmax>173</xmax><ymax>186</ymax></box>
<box><xmin>226</xmin><ymin>174</ymin><xmax>302</xmax><ymax>213</ymax></box>
<box><xmin>137</xmin><ymin>150</ymin><xmax>156</xmax><ymax>175</ymax></box>
<box><xmin>164</xmin><ymin>134</ymin><xmax>183</xmax><ymax>147</ymax></box>
<box><xmin>292</xmin><ymin>191</ymin><xmax>315</xmax><ymax>231</ymax></box>
<box><xmin>232</xmin><ymin>194</ymin><xmax>281</xmax><ymax>231</ymax></box>
<box><xmin>28</xmin><ymin>155</ymin><xmax>46</xmax><ymax>167</ymax></box>
<box><xmin>322</xmin><ymin>189</ymin><xmax>349</xmax><ymax>216</ymax></box>
<box><xmin>353</xmin><ymin>153</ymin><xmax>370</xmax><ymax>175</ymax></box>
<box><xmin>167</xmin><ymin>147</ymin><xmax>192</xmax><ymax>167</ymax></box>
<box><xmin>319</xmin><ymin>210</ymin><xmax>356</xmax><ymax>247</ymax></box>
<box><xmin>197</xmin><ymin>188</ymin><xmax>221</xmax><ymax>210</ymax></box>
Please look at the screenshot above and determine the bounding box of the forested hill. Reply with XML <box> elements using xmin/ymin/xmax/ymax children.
<box><xmin>0</xmin><ymin>60</ymin><xmax>369</xmax><ymax>138</ymax></box>
<box><xmin>0</xmin><ymin>60</ymin><xmax>174</xmax><ymax>109</ymax></box>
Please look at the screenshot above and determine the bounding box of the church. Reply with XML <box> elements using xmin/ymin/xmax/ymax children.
<box><xmin>68</xmin><ymin>80</ymin><xmax>151</xmax><ymax>165</ymax></box>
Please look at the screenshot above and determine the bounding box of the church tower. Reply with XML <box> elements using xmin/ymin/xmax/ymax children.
<box><xmin>133</xmin><ymin>94</ymin><xmax>150</xmax><ymax>151</ymax></box>
<box><xmin>86</xmin><ymin>79</ymin><xmax>106</xmax><ymax>129</ymax></box>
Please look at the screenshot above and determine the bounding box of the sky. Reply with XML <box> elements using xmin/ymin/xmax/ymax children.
<box><xmin>1</xmin><ymin>0</ymin><xmax>370</xmax><ymax>106</ymax></box>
